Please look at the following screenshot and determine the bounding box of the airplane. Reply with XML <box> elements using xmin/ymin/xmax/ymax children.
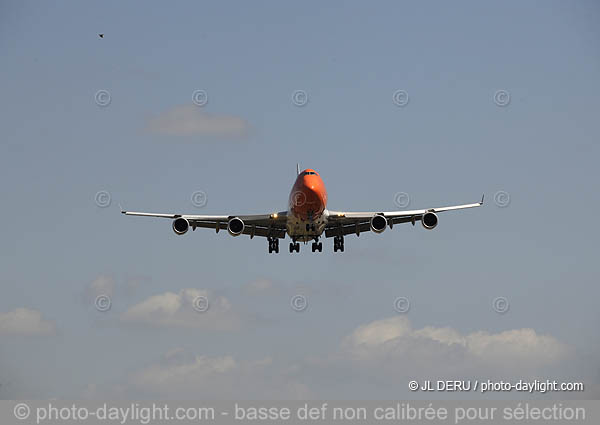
<box><xmin>121</xmin><ymin>165</ymin><xmax>483</xmax><ymax>253</ymax></box>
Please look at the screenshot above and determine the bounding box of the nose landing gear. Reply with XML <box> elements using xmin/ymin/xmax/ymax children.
<box><xmin>305</xmin><ymin>223</ymin><xmax>317</xmax><ymax>232</ymax></box>
<box><xmin>333</xmin><ymin>236</ymin><xmax>344</xmax><ymax>252</ymax></box>
<box><xmin>268</xmin><ymin>237</ymin><xmax>279</xmax><ymax>253</ymax></box>
<box><xmin>311</xmin><ymin>241</ymin><xmax>323</xmax><ymax>252</ymax></box>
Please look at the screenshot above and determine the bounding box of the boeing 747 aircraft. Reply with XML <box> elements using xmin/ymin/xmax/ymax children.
<box><xmin>122</xmin><ymin>166</ymin><xmax>483</xmax><ymax>253</ymax></box>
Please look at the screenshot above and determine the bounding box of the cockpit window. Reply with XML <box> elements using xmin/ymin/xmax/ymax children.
<box><xmin>302</xmin><ymin>171</ymin><xmax>317</xmax><ymax>176</ymax></box>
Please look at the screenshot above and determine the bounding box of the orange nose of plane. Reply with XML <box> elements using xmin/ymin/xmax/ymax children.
<box><xmin>289</xmin><ymin>169</ymin><xmax>328</xmax><ymax>220</ymax></box>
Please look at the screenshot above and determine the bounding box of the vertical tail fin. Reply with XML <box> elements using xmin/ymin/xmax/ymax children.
<box><xmin>296</xmin><ymin>163</ymin><xmax>300</xmax><ymax>176</ymax></box>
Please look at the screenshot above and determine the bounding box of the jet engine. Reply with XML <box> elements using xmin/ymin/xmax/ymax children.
<box><xmin>421</xmin><ymin>212</ymin><xmax>438</xmax><ymax>230</ymax></box>
<box><xmin>370</xmin><ymin>214</ymin><xmax>387</xmax><ymax>233</ymax></box>
<box><xmin>172</xmin><ymin>217</ymin><xmax>190</xmax><ymax>235</ymax></box>
<box><xmin>227</xmin><ymin>217</ymin><xmax>245</xmax><ymax>236</ymax></box>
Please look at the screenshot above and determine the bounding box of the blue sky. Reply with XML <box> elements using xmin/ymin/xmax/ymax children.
<box><xmin>1</xmin><ymin>1</ymin><xmax>599</xmax><ymax>399</ymax></box>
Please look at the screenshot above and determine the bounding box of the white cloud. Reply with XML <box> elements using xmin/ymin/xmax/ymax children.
<box><xmin>86</xmin><ymin>275</ymin><xmax>115</xmax><ymax>300</ymax></box>
<box><xmin>125</xmin><ymin>349</ymin><xmax>311</xmax><ymax>399</ymax></box>
<box><xmin>146</xmin><ymin>105</ymin><xmax>251</xmax><ymax>138</ymax></box>
<box><xmin>82</xmin><ymin>316</ymin><xmax>578</xmax><ymax>400</ymax></box>
<box><xmin>84</xmin><ymin>275</ymin><xmax>147</xmax><ymax>305</ymax></box>
<box><xmin>341</xmin><ymin>316</ymin><xmax>569</xmax><ymax>378</ymax></box>
<box><xmin>120</xmin><ymin>288</ymin><xmax>243</xmax><ymax>331</ymax></box>
<box><xmin>0</xmin><ymin>308</ymin><xmax>56</xmax><ymax>336</ymax></box>
<box><xmin>243</xmin><ymin>278</ymin><xmax>274</xmax><ymax>294</ymax></box>
<box><xmin>131</xmin><ymin>353</ymin><xmax>237</xmax><ymax>391</ymax></box>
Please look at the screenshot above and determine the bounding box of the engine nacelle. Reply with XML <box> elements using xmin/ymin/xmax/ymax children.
<box><xmin>227</xmin><ymin>217</ymin><xmax>245</xmax><ymax>236</ymax></box>
<box><xmin>172</xmin><ymin>217</ymin><xmax>189</xmax><ymax>235</ymax></box>
<box><xmin>370</xmin><ymin>214</ymin><xmax>387</xmax><ymax>233</ymax></box>
<box><xmin>422</xmin><ymin>212</ymin><xmax>438</xmax><ymax>230</ymax></box>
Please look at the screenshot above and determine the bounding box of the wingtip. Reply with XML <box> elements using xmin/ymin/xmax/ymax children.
<box><xmin>480</xmin><ymin>194</ymin><xmax>485</xmax><ymax>205</ymax></box>
<box><xmin>118</xmin><ymin>203</ymin><xmax>126</xmax><ymax>214</ymax></box>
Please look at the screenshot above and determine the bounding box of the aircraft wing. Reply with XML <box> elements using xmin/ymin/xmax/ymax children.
<box><xmin>324</xmin><ymin>195</ymin><xmax>484</xmax><ymax>238</ymax></box>
<box><xmin>121</xmin><ymin>209</ymin><xmax>289</xmax><ymax>238</ymax></box>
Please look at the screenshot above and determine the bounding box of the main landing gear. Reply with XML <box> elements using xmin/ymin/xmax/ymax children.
<box><xmin>268</xmin><ymin>237</ymin><xmax>279</xmax><ymax>254</ymax></box>
<box><xmin>333</xmin><ymin>235</ymin><xmax>344</xmax><ymax>252</ymax></box>
<box><xmin>288</xmin><ymin>238</ymin><xmax>322</xmax><ymax>253</ymax></box>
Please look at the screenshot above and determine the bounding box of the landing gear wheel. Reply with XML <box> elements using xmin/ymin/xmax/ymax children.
<box><xmin>312</xmin><ymin>241</ymin><xmax>323</xmax><ymax>252</ymax></box>
<box><xmin>333</xmin><ymin>236</ymin><xmax>344</xmax><ymax>253</ymax></box>
<box><xmin>289</xmin><ymin>242</ymin><xmax>300</xmax><ymax>253</ymax></box>
<box><xmin>268</xmin><ymin>237</ymin><xmax>279</xmax><ymax>253</ymax></box>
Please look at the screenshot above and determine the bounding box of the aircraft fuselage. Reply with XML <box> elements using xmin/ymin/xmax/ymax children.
<box><xmin>287</xmin><ymin>169</ymin><xmax>328</xmax><ymax>241</ymax></box>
